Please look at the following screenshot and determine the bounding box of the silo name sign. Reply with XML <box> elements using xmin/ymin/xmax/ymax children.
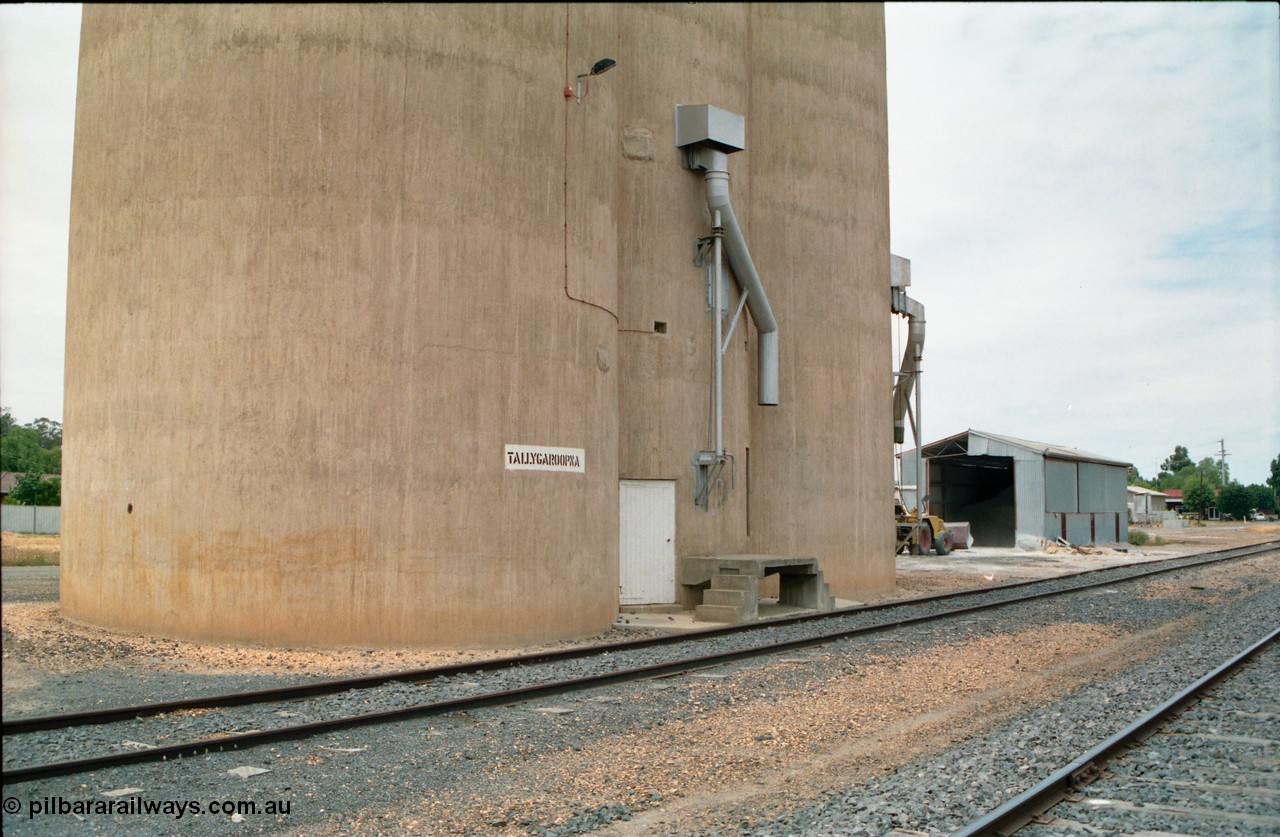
<box><xmin>504</xmin><ymin>444</ymin><xmax>585</xmax><ymax>473</ymax></box>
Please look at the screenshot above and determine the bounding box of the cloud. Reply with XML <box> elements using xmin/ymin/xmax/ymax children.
<box><xmin>0</xmin><ymin>5</ymin><xmax>81</xmax><ymax>423</ymax></box>
<box><xmin>887</xmin><ymin>2</ymin><xmax>1279</xmax><ymax>484</ymax></box>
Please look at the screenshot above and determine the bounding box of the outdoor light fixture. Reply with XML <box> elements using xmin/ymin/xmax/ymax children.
<box><xmin>567</xmin><ymin>57</ymin><xmax>617</xmax><ymax>103</ymax></box>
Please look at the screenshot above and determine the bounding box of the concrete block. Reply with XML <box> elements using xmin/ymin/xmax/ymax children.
<box><xmin>703</xmin><ymin>588</ymin><xmax>749</xmax><ymax>607</ymax></box>
<box><xmin>712</xmin><ymin>573</ymin><xmax>756</xmax><ymax>592</ymax></box>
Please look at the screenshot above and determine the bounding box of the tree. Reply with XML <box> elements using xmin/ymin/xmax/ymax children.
<box><xmin>28</xmin><ymin>417</ymin><xmax>62</xmax><ymax>449</ymax></box>
<box><xmin>1194</xmin><ymin>458</ymin><xmax>1222</xmax><ymax>488</ymax></box>
<box><xmin>1127</xmin><ymin>465</ymin><xmax>1153</xmax><ymax>488</ymax></box>
<box><xmin>1217</xmin><ymin>483</ymin><xmax>1252</xmax><ymax>521</ymax></box>
<box><xmin>1270</xmin><ymin>454</ymin><xmax>1280</xmax><ymax>499</ymax></box>
<box><xmin>1180</xmin><ymin>457</ymin><xmax>1222</xmax><ymax>519</ymax></box>
<box><xmin>1246</xmin><ymin>484</ymin><xmax>1276</xmax><ymax>515</ymax></box>
<box><xmin>0</xmin><ymin>408</ymin><xmax>61</xmax><ymax>474</ymax></box>
<box><xmin>1160</xmin><ymin>445</ymin><xmax>1192</xmax><ymax>478</ymax></box>
<box><xmin>1</xmin><ymin>424</ymin><xmax>46</xmax><ymax>473</ymax></box>
<box><xmin>6</xmin><ymin>472</ymin><xmax>60</xmax><ymax>506</ymax></box>
<box><xmin>1184</xmin><ymin>481</ymin><xmax>1215</xmax><ymax>518</ymax></box>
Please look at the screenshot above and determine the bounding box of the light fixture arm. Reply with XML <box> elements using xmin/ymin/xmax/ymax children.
<box><xmin>573</xmin><ymin>57</ymin><xmax>616</xmax><ymax>104</ymax></box>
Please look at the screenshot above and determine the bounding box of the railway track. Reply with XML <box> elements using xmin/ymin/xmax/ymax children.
<box><xmin>953</xmin><ymin>625</ymin><xmax>1279</xmax><ymax>836</ymax></box>
<box><xmin>4</xmin><ymin>539</ymin><xmax>1276</xmax><ymax>785</ymax></box>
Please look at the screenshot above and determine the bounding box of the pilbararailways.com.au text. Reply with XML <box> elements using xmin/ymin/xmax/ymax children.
<box><xmin>5</xmin><ymin>795</ymin><xmax>291</xmax><ymax>820</ymax></box>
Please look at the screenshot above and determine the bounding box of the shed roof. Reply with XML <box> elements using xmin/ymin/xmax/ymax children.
<box><xmin>1127</xmin><ymin>485</ymin><xmax>1168</xmax><ymax>497</ymax></box>
<box><xmin>919</xmin><ymin>429</ymin><xmax>1131</xmax><ymax>468</ymax></box>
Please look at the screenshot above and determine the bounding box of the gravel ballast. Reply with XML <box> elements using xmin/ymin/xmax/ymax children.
<box><xmin>3</xmin><ymin>548</ymin><xmax>1263</xmax><ymax>772</ymax></box>
<box><xmin>673</xmin><ymin>559</ymin><xmax>1278</xmax><ymax>836</ymax></box>
<box><xmin>2</xmin><ymin>549</ymin><xmax>1276</xmax><ymax>835</ymax></box>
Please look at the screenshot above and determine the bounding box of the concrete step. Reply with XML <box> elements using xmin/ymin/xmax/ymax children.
<box><xmin>695</xmin><ymin>603</ymin><xmax>745</xmax><ymax>623</ymax></box>
<box><xmin>703</xmin><ymin>588</ymin><xmax>749</xmax><ymax>607</ymax></box>
<box><xmin>711</xmin><ymin>573</ymin><xmax>754</xmax><ymax>592</ymax></box>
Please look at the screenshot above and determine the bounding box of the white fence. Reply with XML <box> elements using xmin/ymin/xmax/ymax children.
<box><xmin>1</xmin><ymin>505</ymin><xmax>61</xmax><ymax>534</ymax></box>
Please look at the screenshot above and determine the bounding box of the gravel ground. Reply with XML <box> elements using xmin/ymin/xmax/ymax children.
<box><xmin>1022</xmin><ymin>641</ymin><xmax>1280</xmax><ymax>836</ymax></box>
<box><xmin>4</xmin><ymin>548</ymin><xmax>1264</xmax><ymax>772</ymax></box>
<box><xmin>2</xmin><ymin>549</ymin><xmax>1275</xmax><ymax>835</ymax></box>
<box><xmin>663</xmin><ymin>556</ymin><xmax>1278</xmax><ymax>836</ymax></box>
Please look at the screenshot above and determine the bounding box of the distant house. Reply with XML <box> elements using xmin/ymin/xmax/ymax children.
<box><xmin>1127</xmin><ymin>486</ymin><xmax>1169</xmax><ymax>524</ymax></box>
<box><xmin>0</xmin><ymin>472</ymin><xmax>18</xmax><ymax>502</ymax></box>
<box><xmin>1162</xmin><ymin>487</ymin><xmax>1222</xmax><ymax>520</ymax></box>
<box><xmin>0</xmin><ymin>471</ymin><xmax>59</xmax><ymax>504</ymax></box>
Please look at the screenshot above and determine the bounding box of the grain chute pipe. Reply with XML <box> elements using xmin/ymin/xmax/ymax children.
<box><xmin>891</xmin><ymin>292</ymin><xmax>925</xmax><ymax>446</ymax></box>
<box><xmin>891</xmin><ymin>285</ymin><xmax>926</xmax><ymax>514</ymax></box>
<box><xmin>702</xmin><ymin>153</ymin><xmax>779</xmax><ymax>406</ymax></box>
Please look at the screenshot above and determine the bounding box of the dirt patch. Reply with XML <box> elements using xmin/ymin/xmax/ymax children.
<box><xmin>367</xmin><ymin>620</ymin><xmax>1201</xmax><ymax>836</ymax></box>
<box><xmin>0</xmin><ymin>532</ymin><xmax>60</xmax><ymax>566</ymax></box>
<box><xmin>891</xmin><ymin>572</ymin><xmax>984</xmax><ymax>597</ymax></box>
<box><xmin>0</xmin><ymin>599</ymin><xmax>665</xmax><ymax>700</ymax></box>
<box><xmin>1136</xmin><ymin>521</ymin><xmax>1280</xmax><ymax>549</ymax></box>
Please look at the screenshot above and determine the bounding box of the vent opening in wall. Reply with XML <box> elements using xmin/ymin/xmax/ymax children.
<box><xmin>653</xmin><ymin>321</ymin><xmax>667</xmax><ymax>334</ymax></box>
<box><xmin>127</xmin><ymin>503</ymin><xmax>133</xmax><ymax>514</ymax></box>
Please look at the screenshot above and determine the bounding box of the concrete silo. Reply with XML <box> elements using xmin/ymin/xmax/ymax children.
<box><xmin>62</xmin><ymin>4</ymin><xmax>892</xmax><ymax>649</ymax></box>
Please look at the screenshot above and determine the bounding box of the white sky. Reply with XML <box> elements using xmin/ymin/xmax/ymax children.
<box><xmin>1</xmin><ymin>3</ymin><xmax>1277</xmax><ymax>485</ymax></box>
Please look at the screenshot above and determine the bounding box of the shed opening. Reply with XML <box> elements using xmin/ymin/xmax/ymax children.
<box><xmin>931</xmin><ymin>455</ymin><xmax>1015</xmax><ymax>547</ymax></box>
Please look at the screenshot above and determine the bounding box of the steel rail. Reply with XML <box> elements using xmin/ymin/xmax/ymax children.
<box><xmin>4</xmin><ymin>539</ymin><xmax>1275</xmax><ymax>739</ymax></box>
<box><xmin>4</xmin><ymin>541</ymin><xmax>1276</xmax><ymax>784</ymax></box>
<box><xmin>950</xmin><ymin>625</ymin><xmax>1280</xmax><ymax>837</ymax></box>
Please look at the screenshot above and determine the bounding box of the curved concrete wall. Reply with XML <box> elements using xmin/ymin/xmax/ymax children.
<box><xmin>63</xmin><ymin>4</ymin><xmax>891</xmax><ymax>649</ymax></box>
<box><xmin>614</xmin><ymin>5</ymin><xmax>893</xmax><ymax>596</ymax></box>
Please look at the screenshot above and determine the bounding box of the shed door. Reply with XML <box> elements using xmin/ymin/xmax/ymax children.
<box><xmin>619</xmin><ymin>480</ymin><xmax>676</xmax><ymax>605</ymax></box>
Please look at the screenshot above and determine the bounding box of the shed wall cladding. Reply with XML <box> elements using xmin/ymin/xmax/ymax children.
<box><xmin>1042</xmin><ymin>458</ymin><xmax>1127</xmax><ymax>544</ymax></box>
<box><xmin>1044</xmin><ymin>458</ymin><xmax>1079</xmax><ymax>513</ymax></box>
<box><xmin>1013</xmin><ymin>458</ymin><xmax>1045</xmax><ymax>540</ymax></box>
<box><xmin>61</xmin><ymin>4</ymin><xmax>892</xmax><ymax>649</ymax></box>
<box><xmin>1078</xmin><ymin>462</ymin><xmax>1124</xmax><ymax>512</ymax></box>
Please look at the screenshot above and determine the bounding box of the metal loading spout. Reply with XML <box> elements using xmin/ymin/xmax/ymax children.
<box><xmin>890</xmin><ymin>254</ymin><xmax>925</xmax><ymax>445</ymax></box>
<box><xmin>675</xmin><ymin>104</ymin><xmax>778</xmax><ymax>407</ymax></box>
<box><xmin>892</xmin><ymin>298</ymin><xmax>925</xmax><ymax>444</ymax></box>
<box><xmin>698</xmin><ymin>152</ymin><xmax>779</xmax><ymax>406</ymax></box>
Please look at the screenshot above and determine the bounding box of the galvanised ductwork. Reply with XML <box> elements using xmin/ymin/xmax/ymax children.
<box><xmin>676</xmin><ymin>104</ymin><xmax>779</xmax><ymax>407</ymax></box>
<box><xmin>891</xmin><ymin>290</ymin><xmax>925</xmax><ymax>445</ymax></box>
<box><xmin>700</xmin><ymin>150</ymin><xmax>779</xmax><ymax>406</ymax></box>
<box><xmin>891</xmin><ymin>254</ymin><xmax>926</xmax><ymax>513</ymax></box>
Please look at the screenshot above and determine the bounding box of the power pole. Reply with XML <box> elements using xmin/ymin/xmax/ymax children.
<box><xmin>1217</xmin><ymin>438</ymin><xmax>1230</xmax><ymax>485</ymax></box>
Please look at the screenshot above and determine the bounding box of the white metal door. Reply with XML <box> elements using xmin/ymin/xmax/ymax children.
<box><xmin>619</xmin><ymin>479</ymin><xmax>676</xmax><ymax>605</ymax></box>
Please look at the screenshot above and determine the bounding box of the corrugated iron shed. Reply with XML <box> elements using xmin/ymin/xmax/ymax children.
<box><xmin>900</xmin><ymin>429</ymin><xmax>1131</xmax><ymax>547</ymax></box>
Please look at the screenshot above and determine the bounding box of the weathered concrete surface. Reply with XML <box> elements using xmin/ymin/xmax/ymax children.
<box><xmin>615</xmin><ymin>4</ymin><xmax>894</xmax><ymax>600</ymax></box>
<box><xmin>63</xmin><ymin>4</ymin><xmax>892</xmax><ymax>648</ymax></box>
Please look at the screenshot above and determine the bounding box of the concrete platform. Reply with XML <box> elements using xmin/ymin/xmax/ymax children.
<box><xmin>680</xmin><ymin>554</ymin><xmax>834</xmax><ymax>623</ymax></box>
<box><xmin>680</xmin><ymin>554</ymin><xmax>826</xmax><ymax>586</ymax></box>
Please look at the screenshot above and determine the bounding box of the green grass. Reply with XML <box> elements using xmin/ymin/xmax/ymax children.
<box><xmin>1128</xmin><ymin>530</ymin><xmax>1166</xmax><ymax>547</ymax></box>
<box><xmin>1</xmin><ymin>551</ymin><xmax>59</xmax><ymax>567</ymax></box>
